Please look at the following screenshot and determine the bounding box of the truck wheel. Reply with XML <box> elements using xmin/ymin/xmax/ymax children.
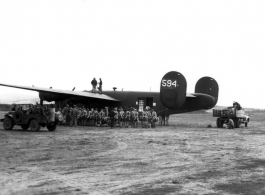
<box><xmin>47</xmin><ymin>124</ymin><xmax>57</xmax><ymax>131</ymax></box>
<box><xmin>235</xmin><ymin>118</ymin><xmax>240</xmax><ymax>128</ymax></box>
<box><xmin>216</xmin><ymin>118</ymin><xmax>221</xmax><ymax>128</ymax></box>
<box><xmin>30</xmin><ymin>119</ymin><xmax>40</xmax><ymax>131</ymax></box>
<box><xmin>3</xmin><ymin>117</ymin><xmax>14</xmax><ymax>130</ymax></box>
<box><xmin>21</xmin><ymin>124</ymin><xmax>29</xmax><ymax>130</ymax></box>
<box><xmin>220</xmin><ymin>120</ymin><xmax>224</xmax><ymax>128</ymax></box>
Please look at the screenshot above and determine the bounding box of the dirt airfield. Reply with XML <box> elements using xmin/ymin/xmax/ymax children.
<box><xmin>0</xmin><ymin>112</ymin><xmax>265</xmax><ymax>195</ymax></box>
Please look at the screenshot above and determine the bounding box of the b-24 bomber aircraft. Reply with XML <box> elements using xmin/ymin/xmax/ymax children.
<box><xmin>0</xmin><ymin>71</ymin><xmax>219</xmax><ymax>114</ymax></box>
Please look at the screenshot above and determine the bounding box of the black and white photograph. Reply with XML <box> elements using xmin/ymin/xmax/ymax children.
<box><xmin>0</xmin><ymin>0</ymin><xmax>265</xmax><ymax>194</ymax></box>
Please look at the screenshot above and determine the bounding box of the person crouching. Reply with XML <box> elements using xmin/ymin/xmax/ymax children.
<box><xmin>225</xmin><ymin>118</ymin><xmax>234</xmax><ymax>129</ymax></box>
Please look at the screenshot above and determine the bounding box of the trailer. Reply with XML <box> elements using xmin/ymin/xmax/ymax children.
<box><xmin>1</xmin><ymin>107</ymin><xmax>58</xmax><ymax>131</ymax></box>
<box><xmin>213</xmin><ymin>107</ymin><xmax>249</xmax><ymax>128</ymax></box>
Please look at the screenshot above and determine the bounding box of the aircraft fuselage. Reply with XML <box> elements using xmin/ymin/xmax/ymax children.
<box><xmin>59</xmin><ymin>90</ymin><xmax>216</xmax><ymax>114</ymax></box>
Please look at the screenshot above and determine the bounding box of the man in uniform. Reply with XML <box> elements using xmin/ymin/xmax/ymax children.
<box><xmin>113</xmin><ymin>108</ymin><xmax>119</xmax><ymax>126</ymax></box>
<box><xmin>150</xmin><ymin>108</ymin><xmax>157</xmax><ymax>128</ymax></box>
<box><xmin>161</xmin><ymin>108</ymin><xmax>166</xmax><ymax>125</ymax></box>
<box><xmin>98</xmin><ymin>78</ymin><xmax>103</xmax><ymax>94</ymax></box>
<box><xmin>157</xmin><ymin>109</ymin><xmax>162</xmax><ymax>126</ymax></box>
<box><xmin>82</xmin><ymin>107</ymin><xmax>87</xmax><ymax>126</ymax></box>
<box><xmin>98</xmin><ymin>109</ymin><xmax>105</xmax><ymax>126</ymax></box>
<box><xmin>118</xmin><ymin>107</ymin><xmax>125</xmax><ymax>128</ymax></box>
<box><xmin>94</xmin><ymin>108</ymin><xmax>99</xmax><ymax>126</ymax></box>
<box><xmin>133</xmin><ymin>108</ymin><xmax>139</xmax><ymax>128</ymax></box>
<box><xmin>142</xmin><ymin>108</ymin><xmax>148</xmax><ymax>128</ymax></box>
<box><xmin>77</xmin><ymin>108</ymin><xmax>82</xmax><ymax>126</ymax></box>
<box><xmin>89</xmin><ymin>108</ymin><xmax>95</xmax><ymax>126</ymax></box>
<box><xmin>165</xmin><ymin>108</ymin><xmax>170</xmax><ymax>126</ymax></box>
<box><xmin>124</xmin><ymin>108</ymin><xmax>131</xmax><ymax>128</ymax></box>
<box><xmin>233</xmin><ymin>101</ymin><xmax>242</xmax><ymax>110</ymax></box>
<box><xmin>71</xmin><ymin>105</ymin><xmax>78</xmax><ymax>127</ymax></box>
<box><xmin>64</xmin><ymin>104</ymin><xmax>70</xmax><ymax>127</ymax></box>
<box><xmin>91</xmin><ymin>78</ymin><xmax>97</xmax><ymax>93</ymax></box>
<box><xmin>110</xmin><ymin>107</ymin><xmax>116</xmax><ymax>129</ymax></box>
<box><xmin>225</xmin><ymin>118</ymin><xmax>234</xmax><ymax>129</ymax></box>
<box><xmin>11</xmin><ymin>104</ymin><xmax>16</xmax><ymax>111</ymax></box>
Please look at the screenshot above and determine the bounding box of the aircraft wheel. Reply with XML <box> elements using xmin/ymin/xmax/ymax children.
<box><xmin>245</xmin><ymin>122</ymin><xmax>248</xmax><ymax>127</ymax></box>
<box><xmin>30</xmin><ymin>119</ymin><xmax>41</xmax><ymax>131</ymax></box>
<box><xmin>21</xmin><ymin>124</ymin><xmax>29</xmax><ymax>130</ymax></box>
<box><xmin>3</xmin><ymin>117</ymin><xmax>14</xmax><ymax>130</ymax></box>
<box><xmin>47</xmin><ymin>124</ymin><xmax>57</xmax><ymax>131</ymax></box>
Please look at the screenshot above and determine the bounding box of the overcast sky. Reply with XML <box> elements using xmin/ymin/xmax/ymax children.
<box><xmin>0</xmin><ymin>0</ymin><xmax>264</xmax><ymax>108</ymax></box>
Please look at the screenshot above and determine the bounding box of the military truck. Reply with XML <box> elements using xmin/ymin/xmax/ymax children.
<box><xmin>213</xmin><ymin>107</ymin><xmax>249</xmax><ymax>128</ymax></box>
<box><xmin>1</xmin><ymin>107</ymin><xmax>58</xmax><ymax>131</ymax></box>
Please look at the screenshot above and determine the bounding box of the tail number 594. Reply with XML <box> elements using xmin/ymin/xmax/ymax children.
<box><xmin>161</xmin><ymin>80</ymin><xmax>177</xmax><ymax>87</ymax></box>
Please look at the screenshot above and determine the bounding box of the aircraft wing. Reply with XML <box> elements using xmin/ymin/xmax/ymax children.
<box><xmin>0</xmin><ymin>83</ymin><xmax>119</xmax><ymax>101</ymax></box>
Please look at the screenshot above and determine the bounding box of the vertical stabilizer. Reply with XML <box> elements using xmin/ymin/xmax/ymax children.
<box><xmin>160</xmin><ymin>71</ymin><xmax>187</xmax><ymax>109</ymax></box>
<box><xmin>195</xmin><ymin>77</ymin><xmax>219</xmax><ymax>106</ymax></box>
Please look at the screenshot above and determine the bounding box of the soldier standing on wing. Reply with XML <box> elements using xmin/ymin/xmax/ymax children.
<box><xmin>98</xmin><ymin>78</ymin><xmax>103</xmax><ymax>94</ymax></box>
<box><xmin>91</xmin><ymin>78</ymin><xmax>97</xmax><ymax>93</ymax></box>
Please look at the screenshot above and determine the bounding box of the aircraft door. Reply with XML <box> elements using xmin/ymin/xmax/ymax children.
<box><xmin>137</xmin><ymin>98</ymin><xmax>146</xmax><ymax>112</ymax></box>
<box><xmin>146</xmin><ymin>97</ymin><xmax>153</xmax><ymax>108</ymax></box>
<box><xmin>137</xmin><ymin>97</ymin><xmax>153</xmax><ymax>111</ymax></box>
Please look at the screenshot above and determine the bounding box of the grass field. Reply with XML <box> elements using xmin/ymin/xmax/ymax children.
<box><xmin>0</xmin><ymin>111</ymin><xmax>265</xmax><ymax>195</ymax></box>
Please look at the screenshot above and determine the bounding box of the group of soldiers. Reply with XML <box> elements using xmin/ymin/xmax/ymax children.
<box><xmin>56</xmin><ymin>105</ymin><xmax>170</xmax><ymax>128</ymax></box>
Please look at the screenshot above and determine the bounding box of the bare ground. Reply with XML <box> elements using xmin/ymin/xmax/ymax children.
<box><xmin>0</xmin><ymin>112</ymin><xmax>265</xmax><ymax>195</ymax></box>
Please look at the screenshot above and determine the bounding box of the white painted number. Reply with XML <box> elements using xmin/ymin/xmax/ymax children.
<box><xmin>162</xmin><ymin>80</ymin><xmax>167</xmax><ymax>87</ymax></box>
<box><xmin>172</xmin><ymin>80</ymin><xmax>177</xmax><ymax>87</ymax></box>
<box><xmin>162</xmin><ymin>80</ymin><xmax>177</xmax><ymax>88</ymax></box>
<box><xmin>167</xmin><ymin>80</ymin><xmax>171</xmax><ymax>87</ymax></box>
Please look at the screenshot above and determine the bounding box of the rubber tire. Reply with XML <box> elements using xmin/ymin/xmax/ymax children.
<box><xmin>21</xmin><ymin>124</ymin><xmax>29</xmax><ymax>130</ymax></box>
<box><xmin>30</xmin><ymin>119</ymin><xmax>41</xmax><ymax>131</ymax></box>
<box><xmin>13</xmin><ymin>111</ymin><xmax>23</xmax><ymax>123</ymax></box>
<box><xmin>234</xmin><ymin>118</ymin><xmax>240</xmax><ymax>128</ymax></box>
<box><xmin>3</xmin><ymin>117</ymin><xmax>14</xmax><ymax>130</ymax></box>
<box><xmin>220</xmin><ymin>120</ymin><xmax>224</xmax><ymax>128</ymax></box>
<box><xmin>245</xmin><ymin>122</ymin><xmax>248</xmax><ymax>127</ymax></box>
<box><xmin>216</xmin><ymin>118</ymin><xmax>221</xmax><ymax>128</ymax></box>
<box><xmin>47</xmin><ymin>124</ymin><xmax>56</xmax><ymax>131</ymax></box>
